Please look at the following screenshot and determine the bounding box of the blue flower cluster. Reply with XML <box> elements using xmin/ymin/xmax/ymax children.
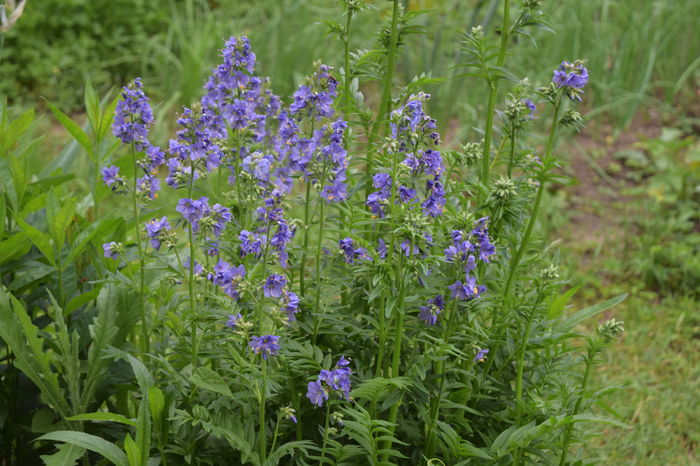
<box><xmin>552</xmin><ymin>60</ymin><xmax>589</xmax><ymax>101</ymax></box>
<box><xmin>239</xmin><ymin>189</ymin><xmax>296</xmax><ymax>268</ymax></box>
<box><xmin>145</xmin><ymin>217</ymin><xmax>171</xmax><ymax>250</ymax></box>
<box><xmin>445</xmin><ymin>217</ymin><xmax>495</xmax><ymax>301</ymax></box>
<box><xmin>106</xmin><ymin>78</ymin><xmax>165</xmax><ymax>199</ymax></box>
<box><xmin>167</xmin><ymin>107</ymin><xmax>225</xmax><ymax>185</ymax></box>
<box><xmin>418</xmin><ymin>295</ymin><xmax>445</xmax><ymax>326</ymax></box>
<box><xmin>339</xmin><ymin>238</ymin><xmax>370</xmax><ymax>264</ymax></box>
<box><xmin>209</xmin><ymin>259</ymin><xmax>246</xmax><ymax>300</ymax></box>
<box><xmin>262</xmin><ymin>273</ymin><xmax>299</xmax><ymax>322</ymax></box>
<box><xmin>306</xmin><ymin>356</ymin><xmax>352</xmax><ymax>407</ymax></box>
<box><xmin>367</xmin><ymin>93</ymin><xmax>445</xmax><ymax>219</ymax></box>
<box><xmin>249</xmin><ymin>335</ymin><xmax>281</xmax><ymax>360</ymax></box>
<box><xmin>176</xmin><ymin>197</ymin><xmax>232</xmax><ymax>239</ymax></box>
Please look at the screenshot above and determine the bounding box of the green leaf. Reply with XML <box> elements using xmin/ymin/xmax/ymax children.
<box><xmin>123</xmin><ymin>434</ymin><xmax>140</xmax><ymax>466</ymax></box>
<box><xmin>50</xmin><ymin>196</ymin><xmax>77</xmax><ymax>249</ymax></box>
<box><xmin>40</xmin><ymin>442</ymin><xmax>85</xmax><ymax>466</ymax></box>
<box><xmin>555</xmin><ymin>294</ymin><xmax>628</xmax><ymax>332</ymax></box>
<box><xmin>135</xmin><ymin>392</ymin><xmax>151</xmax><ymax>466</ymax></box>
<box><xmin>66</xmin><ymin>412</ymin><xmax>136</xmax><ymax>427</ymax></box>
<box><xmin>0</xmin><ymin>192</ymin><xmax>5</xmax><ymax>240</ymax></box>
<box><xmin>64</xmin><ymin>286</ymin><xmax>102</xmax><ymax>316</ymax></box>
<box><xmin>15</xmin><ymin>216</ymin><xmax>56</xmax><ymax>266</ymax></box>
<box><xmin>65</xmin><ymin>218</ymin><xmax>121</xmax><ymax>267</ymax></box>
<box><xmin>0</xmin><ymin>289</ymin><xmax>70</xmax><ymax>419</ymax></box>
<box><xmin>0</xmin><ymin>232</ymin><xmax>31</xmax><ymax>264</ymax></box>
<box><xmin>148</xmin><ymin>386</ymin><xmax>165</xmax><ymax>430</ymax></box>
<box><xmin>37</xmin><ymin>431</ymin><xmax>128</xmax><ymax>466</ymax></box>
<box><xmin>84</xmin><ymin>82</ymin><xmax>101</xmax><ymax>140</ymax></box>
<box><xmin>127</xmin><ymin>354</ymin><xmax>155</xmax><ymax>393</ymax></box>
<box><xmin>98</xmin><ymin>96</ymin><xmax>119</xmax><ymax>143</ymax></box>
<box><xmin>0</xmin><ymin>108</ymin><xmax>34</xmax><ymax>152</ymax></box>
<box><xmin>47</xmin><ymin>103</ymin><xmax>94</xmax><ymax>161</ymax></box>
<box><xmin>189</xmin><ymin>367</ymin><xmax>233</xmax><ymax>398</ymax></box>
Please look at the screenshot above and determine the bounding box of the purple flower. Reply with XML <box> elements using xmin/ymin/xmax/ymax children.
<box><xmin>523</xmin><ymin>98</ymin><xmax>536</xmax><ymax>119</ymax></box>
<box><xmin>136</xmin><ymin>174</ymin><xmax>160</xmax><ymax>200</ymax></box>
<box><xmin>339</xmin><ymin>238</ymin><xmax>370</xmax><ymax>264</ymax></box>
<box><xmin>473</xmin><ymin>348</ymin><xmax>489</xmax><ymax>363</ymax></box>
<box><xmin>320</xmin><ymin>180</ymin><xmax>348</xmax><ymax>202</ymax></box>
<box><xmin>263</xmin><ymin>274</ymin><xmax>287</xmax><ymax>298</ymax></box>
<box><xmin>282</xmin><ymin>290</ymin><xmax>300</xmax><ymax>322</ymax></box>
<box><xmin>449</xmin><ymin>276</ymin><xmax>485</xmax><ymax>301</ymax></box>
<box><xmin>306</xmin><ymin>356</ymin><xmax>353</xmax><ymax>407</ymax></box>
<box><xmin>240</xmin><ymin>230</ymin><xmax>264</xmax><ymax>257</ymax></box>
<box><xmin>418</xmin><ymin>295</ymin><xmax>444</xmax><ymax>325</ymax></box>
<box><xmin>177</xmin><ymin>197</ymin><xmax>230</xmax><ymax>238</ymax></box>
<box><xmin>112</xmin><ymin>78</ymin><xmax>154</xmax><ymax>150</ymax></box>
<box><xmin>226</xmin><ymin>313</ymin><xmax>243</xmax><ymax>329</ymax></box>
<box><xmin>289</xmin><ymin>64</ymin><xmax>338</xmax><ymax>120</ymax></box>
<box><xmin>208</xmin><ymin>259</ymin><xmax>246</xmax><ymax>299</ymax></box>
<box><xmin>102</xmin><ymin>242</ymin><xmax>120</xmax><ymax>259</ymax></box>
<box><xmin>184</xmin><ymin>257</ymin><xmax>203</xmax><ymax>276</ymax></box>
<box><xmin>422</xmin><ymin>178</ymin><xmax>446</xmax><ymax>217</ymax></box>
<box><xmin>552</xmin><ymin>60</ymin><xmax>589</xmax><ymax>101</ymax></box>
<box><xmin>249</xmin><ymin>335</ymin><xmax>281</xmax><ymax>360</ymax></box>
<box><xmin>144</xmin><ymin>216</ymin><xmax>171</xmax><ymax>250</ymax></box>
<box><xmin>306</xmin><ymin>380</ymin><xmax>328</xmax><ymax>407</ymax></box>
<box><xmin>102</xmin><ymin>166</ymin><xmax>121</xmax><ymax>189</ymax></box>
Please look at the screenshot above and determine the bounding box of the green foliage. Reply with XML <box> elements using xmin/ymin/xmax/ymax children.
<box><xmin>0</xmin><ymin>0</ymin><xmax>167</xmax><ymax>111</ymax></box>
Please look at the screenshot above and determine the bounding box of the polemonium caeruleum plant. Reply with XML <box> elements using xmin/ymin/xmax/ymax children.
<box><xmin>13</xmin><ymin>2</ymin><xmax>630</xmax><ymax>465</ymax></box>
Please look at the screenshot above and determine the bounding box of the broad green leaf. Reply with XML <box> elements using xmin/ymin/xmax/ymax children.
<box><xmin>84</xmin><ymin>82</ymin><xmax>100</xmax><ymax>139</ymax></box>
<box><xmin>127</xmin><ymin>354</ymin><xmax>154</xmax><ymax>393</ymax></box>
<box><xmin>64</xmin><ymin>286</ymin><xmax>102</xmax><ymax>316</ymax></box>
<box><xmin>66</xmin><ymin>412</ymin><xmax>136</xmax><ymax>427</ymax></box>
<box><xmin>65</xmin><ymin>218</ymin><xmax>121</xmax><ymax>267</ymax></box>
<box><xmin>135</xmin><ymin>392</ymin><xmax>151</xmax><ymax>466</ymax></box>
<box><xmin>99</xmin><ymin>96</ymin><xmax>119</xmax><ymax>143</ymax></box>
<box><xmin>189</xmin><ymin>367</ymin><xmax>233</xmax><ymax>398</ymax></box>
<box><xmin>15</xmin><ymin>216</ymin><xmax>55</xmax><ymax>266</ymax></box>
<box><xmin>1</xmin><ymin>108</ymin><xmax>34</xmax><ymax>152</ymax></box>
<box><xmin>0</xmin><ymin>290</ymin><xmax>70</xmax><ymax>419</ymax></box>
<box><xmin>48</xmin><ymin>195</ymin><xmax>76</xmax><ymax>248</ymax></box>
<box><xmin>148</xmin><ymin>386</ymin><xmax>165</xmax><ymax>430</ymax></box>
<box><xmin>38</xmin><ymin>431</ymin><xmax>128</xmax><ymax>466</ymax></box>
<box><xmin>47</xmin><ymin>104</ymin><xmax>94</xmax><ymax>161</ymax></box>
<box><xmin>40</xmin><ymin>442</ymin><xmax>85</xmax><ymax>466</ymax></box>
<box><xmin>555</xmin><ymin>294</ymin><xmax>628</xmax><ymax>332</ymax></box>
<box><xmin>0</xmin><ymin>232</ymin><xmax>31</xmax><ymax>264</ymax></box>
<box><xmin>0</xmin><ymin>192</ymin><xmax>5</xmax><ymax>239</ymax></box>
<box><xmin>124</xmin><ymin>433</ymin><xmax>140</xmax><ymax>466</ymax></box>
<box><xmin>8</xmin><ymin>260</ymin><xmax>55</xmax><ymax>291</ymax></box>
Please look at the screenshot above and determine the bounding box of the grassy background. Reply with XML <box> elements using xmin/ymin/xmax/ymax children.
<box><xmin>2</xmin><ymin>0</ymin><xmax>700</xmax><ymax>463</ymax></box>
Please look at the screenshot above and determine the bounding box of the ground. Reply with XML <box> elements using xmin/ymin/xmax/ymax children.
<box><xmin>553</xmin><ymin>110</ymin><xmax>700</xmax><ymax>465</ymax></box>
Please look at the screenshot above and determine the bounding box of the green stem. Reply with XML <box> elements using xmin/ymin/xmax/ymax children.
<box><xmin>367</xmin><ymin>0</ymin><xmax>400</xmax><ymax>191</ymax></box>
<box><xmin>299</xmin><ymin>179</ymin><xmax>312</xmax><ymax>298</ymax></box>
<box><xmin>131</xmin><ymin>144</ymin><xmax>148</xmax><ymax>353</ymax></box>
<box><xmin>559</xmin><ymin>345</ymin><xmax>595</xmax><ymax>466</ymax></box>
<box><xmin>187</xmin><ymin>163</ymin><xmax>197</xmax><ymax>367</ymax></box>
<box><xmin>259</xmin><ymin>358</ymin><xmax>267</xmax><ymax>462</ymax></box>
<box><xmin>319</xmin><ymin>401</ymin><xmax>332</xmax><ymax>464</ymax></box>
<box><xmin>481</xmin><ymin>0</ymin><xmax>511</xmax><ymax>185</ymax></box>
<box><xmin>343</xmin><ymin>7</ymin><xmax>354</xmax><ymax>119</ymax></box>
<box><xmin>270</xmin><ymin>414</ymin><xmax>282</xmax><ymax>455</ymax></box>
<box><xmin>515</xmin><ymin>294</ymin><xmax>541</xmax><ymax>426</ymax></box>
<box><xmin>384</xmin><ymin>253</ymin><xmax>406</xmax><ymax>459</ymax></box>
<box><xmin>311</xmin><ymin>198</ymin><xmax>327</xmax><ymax>345</ymax></box>
<box><xmin>426</xmin><ymin>296</ymin><xmax>459</xmax><ymax>457</ymax></box>
<box><xmin>507</xmin><ymin>123</ymin><xmax>517</xmax><ymax>178</ymax></box>
<box><xmin>500</xmin><ymin>102</ymin><xmax>560</xmax><ymax>303</ymax></box>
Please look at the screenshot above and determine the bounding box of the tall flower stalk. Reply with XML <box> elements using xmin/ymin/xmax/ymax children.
<box><xmin>106</xmin><ymin>78</ymin><xmax>163</xmax><ymax>353</ymax></box>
